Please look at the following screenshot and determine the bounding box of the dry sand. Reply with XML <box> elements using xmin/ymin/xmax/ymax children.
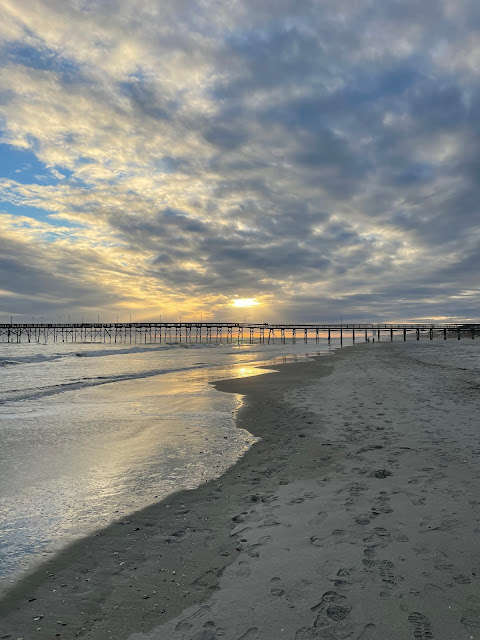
<box><xmin>1</xmin><ymin>340</ymin><xmax>480</xmax><ymax>640</ymax></box>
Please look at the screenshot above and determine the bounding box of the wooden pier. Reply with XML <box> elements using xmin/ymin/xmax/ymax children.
<box><xmin>0</xmin><ymin>322</ymin><xmax>477</xmax><ymax>344</ymax></box>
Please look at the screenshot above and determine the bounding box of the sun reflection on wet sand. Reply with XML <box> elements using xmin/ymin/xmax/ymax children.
<box><xmin>0</xmin><ymin>365</ymin><xmax>263</xmax><ymax>587</ymax></box>
<box><xmin>0</xmin><ymin>344</ymin><xmax>333</xmax><ymax>589</ymax></box>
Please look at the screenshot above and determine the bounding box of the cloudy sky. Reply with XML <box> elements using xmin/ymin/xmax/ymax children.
<box><xmin>0</xmin><ymin>0</ymin><xmax>479</xmax><ymax>323</ymax></box>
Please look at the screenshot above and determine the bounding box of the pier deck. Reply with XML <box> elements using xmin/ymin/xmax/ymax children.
<box><xmin>0</xmin><ymin>322</ymin><xmax>477</xmax><ymax>344</ymax></box>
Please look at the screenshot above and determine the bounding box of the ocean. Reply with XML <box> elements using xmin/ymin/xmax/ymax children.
<box><xmin>0</xmin><ymin>337</ymin><xmax>339</xmax><ymax>591</ymax></box>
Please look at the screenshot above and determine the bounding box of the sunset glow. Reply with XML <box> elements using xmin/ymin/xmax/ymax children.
<box><xmin>232</xmin><ymin>299</ymin><xmax>260</xmax><ymax>308</ymax></box>
<box><xmin>0</xmin><ymin>2</ymin><xmax>478</xmax><ymax>323</ymax></box>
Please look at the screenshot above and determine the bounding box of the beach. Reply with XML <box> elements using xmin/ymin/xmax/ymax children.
<box><xmin>1</xmin><ymin>340</ymin><xmax>480</xmax><ymax>639</ymax></box>
<box><xmin>0</xmin><ymin>340</ymin><xmax>326</xmax><ymax>588</ymax></box>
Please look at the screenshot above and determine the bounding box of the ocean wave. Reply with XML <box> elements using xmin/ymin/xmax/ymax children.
<box><xmin>0</xmin><ymin>359</ymin><xmax>22</xmax><ymax>367</ymax></box>
<box><xmin>74</xmin><ymin>342</ymin><xmax>221</xmax><ymax>358</ymax></box>
<box><xmin>0</xmin><ymin>352</ymin><xmax>68</xmax><ymax>365</ymax></box>
<box><xmin>0</xmin><ymin>341</ymin><xmax>223</xmax><ymax>366</ymax></box>
<box><xmin>0</xmin><ymin>363</ymin><xmax>208</xmax><ymax>404</ymax></box>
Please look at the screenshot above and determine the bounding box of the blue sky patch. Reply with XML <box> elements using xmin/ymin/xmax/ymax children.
<box><xmin>5</xmin><ymin>42</ymin><xmax>79</xmax><ymax>77</ymax></box>
<box><xmin>0</xmin><ymin>144</ymin><xmax>71</xmax><ymax>186</ymax></box>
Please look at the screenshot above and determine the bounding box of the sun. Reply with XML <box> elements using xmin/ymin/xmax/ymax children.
<box><xmin>232</xmin><ymin>298</ymin><xmax>260</xmax><ymax>308</ymax></box>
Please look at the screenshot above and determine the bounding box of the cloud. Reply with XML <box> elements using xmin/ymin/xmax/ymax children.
<box><xmin>0</xmin><ymin>0</ymin><xmax>480</xmax><ymax>322</ymax></box>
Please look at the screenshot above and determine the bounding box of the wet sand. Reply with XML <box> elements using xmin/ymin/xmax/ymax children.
<box><xmin>2</xmin><ymin>341</ymin><xmax>480</xmax><ymax>639</ymax></box>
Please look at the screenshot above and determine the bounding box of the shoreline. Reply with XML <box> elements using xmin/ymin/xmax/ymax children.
<box><xmin>0</xmin><ymin>343</ymin><xmax>331</xmax><ymax>594</ymax></box>
<box><xmin>0</xmin><ymin>344</ymin><xmax>343</xmax><ymax>638</ymax></box>
<box><xmin>132</xmin><ymin>339</ymin><xmax>480</xmax><ymax>640</ymax></box>
<box><xmin>2</xmin><ymin>340</ymin><xmax>480</xmax><ymax>639</ymax></box>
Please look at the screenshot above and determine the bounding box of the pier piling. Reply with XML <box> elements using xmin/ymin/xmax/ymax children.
<box><xmin>0</xmin><ymin>322</ymin><xmax>471</xmax><ymax>345</ymax></box>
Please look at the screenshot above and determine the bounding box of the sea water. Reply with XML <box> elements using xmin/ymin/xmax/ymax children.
<box><xmin>0</xmin><ymin>337</ymin><xmax>339</xmax><ymax>590</ymax></box>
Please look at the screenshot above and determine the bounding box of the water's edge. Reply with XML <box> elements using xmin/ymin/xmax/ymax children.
<box><xmin>0</xmin><ymin>344</ymin><xmax>349</xmax><ymax>639</ymax></box>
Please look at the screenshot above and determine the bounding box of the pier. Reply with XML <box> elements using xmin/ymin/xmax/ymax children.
<box><xmin>0</xmin><ymin>322</ymin><xmax>477</xmax><ymax>344</ymax></box>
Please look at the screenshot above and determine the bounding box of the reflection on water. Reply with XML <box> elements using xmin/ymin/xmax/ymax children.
<box><xmin>0</xmin><ymin>374</ymin><xmax>254</xmax><ymax>588</ymax></box>
<box><xmin>0</xmin><ymin>343</ymin><xmax>333</xmax><ymax>590</ymax></box>
<box><xmin>232</xmin><ymin>365</ymin><xmax>271</xmax><ymax>378</ymax></box>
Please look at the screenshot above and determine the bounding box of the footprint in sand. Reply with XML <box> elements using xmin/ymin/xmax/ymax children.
<box><xmin>393</xmin><ymin>531</ymin><xmax>409</xmax><ymax>542</ymax></box>
<box><xmin>419</xmin><ymin>516</ymin><xmax>460</xmax><ymax>533</ymax></box>
<box><xmin>285</xmin><ymin>580</ymin><xmax>314</xmax><ymax>605</ymax></box>
<box><xmin>371</xmin><ymin>491</ymin><xmax>393</xmax><ymax>515</ymax></box>
<box><xmin>232</xmin><ymin>512</ymin><xmax>249</xmax><ymax>523</ymax></box>
<box><xmin>373</xmin><ymin>469</ymin><xmax>392</xmax><ymax>479</ymax></box>
<box><xmin>378</xmin><ymin>560</ymin><xmax>396</xmax><ymax>584</ymax></box>
<box><xmin>236</xmin><ymin>561</ymin><xmax>251</xmax><ymax>578</ymax></box>
<box><xmin>175</xmin><ymin>605</ymin><xmax>211</xmax><ymax>632</ymax></box>
<box><xmin>312</xmin><ymin>590</ymin><xmax>352</xmax><ymax>629</ymax></box>
<box><xmin>310</xmin><ymin>529</ymin><xmax>346</xmax><ymax>547</ymax></box>
<box><xmin>259</xmin><ymin>518</ymin><xmax>283</xmax><ymax>528</ymax></box>
<box><xmin>409</xmin><ymin>494</ymin><xmax>426</xmax><ymax>506</ymax></box>
<box><xmin>309</xmin><ymin>511</ymin><xmax>328</xmax><ymax>526</ymax></box>
<box><xmin>362</xmin><ymin>547</ymin><xmax>377</xmax><ymax>569</ymax></box>
<box><xmin>231</xmin><ymin>526</ymin><xmax>252</xmax><ymax>539</ymax></box>
<box><xmin>408</xmin><ymin>612</ymin><xmax>434</xmax><ymax>639</ymax></box>
<box><xmin>247</xmin><ymin>535</ymin><xmax>272</xmax><ymax>557</ymax></box>
<box><xmin>289</xmin><ymin>497</ymin><xmax>306</xmax><ymax>505</ymax></box>
<box><xmin>331</xmin><ymin>568</ymin><xmax>353</xmax><ymax>587</ymax></box>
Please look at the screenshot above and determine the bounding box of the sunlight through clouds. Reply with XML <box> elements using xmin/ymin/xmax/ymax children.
<box><xmin>0</xmin><ymin>1</ymin><xmax>479</xmax><ymax>322</ymax></box>
<box><xmin>232</xmin><ymin>298</ymin><xmax>260</xmax><ymax>308</ymax></box>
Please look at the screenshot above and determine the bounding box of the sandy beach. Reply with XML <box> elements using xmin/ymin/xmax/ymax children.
<box><xmin>1</xmin><ymin>340</ymin><xmax>480</xmax><ymax>640</ymax></box>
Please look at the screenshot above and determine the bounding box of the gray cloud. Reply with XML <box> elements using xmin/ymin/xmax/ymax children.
<box><xmin>1</xmin><ymin>0</ymin><xmax>480</xmax><ymax>321</ymax></box>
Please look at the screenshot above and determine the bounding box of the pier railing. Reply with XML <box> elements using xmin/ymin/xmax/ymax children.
<box><xmin>0</xmin><ymin>322</ymin><xmax>477</xmax><ymax>344</ymax></box>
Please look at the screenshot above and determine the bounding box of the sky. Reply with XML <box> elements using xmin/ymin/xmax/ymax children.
<box><xmin>0</xmin><ymin>0</ymin><xmax>479</xmax><ymax>324</ymax></box>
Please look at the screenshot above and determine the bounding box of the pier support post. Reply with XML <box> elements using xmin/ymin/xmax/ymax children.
<box><xmin>472</xmin><ymin>329</ymin><xmax>475</xmax><ymax>340</ymax></box>
<box><xmin>1</xmin><ymin>322</ymin><xmax>464</xmax><ymax>347</ymax></box>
